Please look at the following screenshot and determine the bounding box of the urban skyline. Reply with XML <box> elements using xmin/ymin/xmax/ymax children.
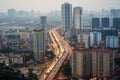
<box><xmin>0</xmin><ymin>0</ymin><xmax>120</xmax><ymax>13</ymax></box>
<box><xmin>0</xmin><ymin>1</ymin><xmax>120</xmax><ymax>80</ymax></box>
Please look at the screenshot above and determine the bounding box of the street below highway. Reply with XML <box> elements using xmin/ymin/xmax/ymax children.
<box><xmin>45</xmin><ymin>28</ymin><xmax>72</xmax><ymax>80</ymax></box>
<box><xmin>39</xmin><ymin>27</ymin><xmax>72</xmax><ymax>80</ymax></box>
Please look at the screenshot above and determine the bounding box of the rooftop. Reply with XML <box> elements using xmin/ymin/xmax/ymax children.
<box><xmin>73</xmin><ymin>47</ymin><xmax>113</xmax><ymax>53</ymax></box>
<box><xmin>33</xmin><ymin>29</ymin><xmax>44</xmax><ymax>32</ymax></box>
<box><xmin>73</xmin><ymin>47</ymin><xmax>90</xmax><ymax>52</ymax></box>
<box><xmin>91</xmin><ymin>49</ymin><xmax>113</xmax><ymax>53</ymax></box>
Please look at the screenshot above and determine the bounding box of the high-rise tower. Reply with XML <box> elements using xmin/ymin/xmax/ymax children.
<box><xmin>61</xmin><ymin>2</ymin><xmax>72</xmax><ymax>32</ymax></box>
<box><xmin>33</xmin><ymin>29</ymin><xmax>45</xmax><ymax>63</ymax></box>
<box><xmin>101</xmin><ymin>18</ymin><xmax>109</xmax><ymax>28</ymax></box>
<box><xmin>73</xmin><ymin>7</ymin><xmax>83</xmax><ymax>29</ymax></box>
<box><xmin>92</xmin><ymin>49</ymin><xmax>114</xmax><ymax>78</ymax></box>
<box><xmin>71</xmin><ymin>48</ymin><xmax>92</xmax><ymax>79</ymax></box>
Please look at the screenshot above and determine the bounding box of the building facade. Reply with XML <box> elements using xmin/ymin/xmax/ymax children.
<box><xmin>111</xmin><ymin>9</ymin><xmax>120</xmax><ymax>18</ymax></box>
<box><xmin>106</xmin><ymin>36</ymin><xmax>119</xmax><ymax>48</ymax></box>
<box><xmin>92</xmin><ymin>49</ymin><xmax>114</xmax><ymax>78</ymax></box>
<box><xmin>73</xmin><ymin>7</ymin><xmax>83</xmax><ymax>29</ymax></box>
<box><xmin>71</xmin><ymin>47</ymin><xmax>115</xmax><ymax>79</ymax></box>
<box><xmin>92</xmin><ymin>18</ymin><xmax>100</xmax><ymax>30</ymax></box>
<box><xmin>33</xmin><ymin>29</ymin><xmax>45</xmax><ymax>63</ymax></box>
<box><xmin>92</xmin><ymin>29</ymin><xmax>118</xmax><ymax>42</ymax></box>
<box><xmin>10</xmin><ymin>55</ymin><xmax>23</xmax><ymax>65</ymax></box>
<box><xmin>20</xmin><ymin>32</ymin><xmax>30</xmax><ymax>40</ymax></box>
<box><xmin>61</xmin><ymin>2</ymin><xmax>72</xmax><ymax>32</ymax></box>
<box><xmin>113</xmin><ymin>18</ymin><xmax>120</xmax><ymax>30</ymax></box>
<box><xmin>101</xmin><ymin>18</ymin><xmax>109</xmax><ymax>28</ymax></box>
<box><xmin>40</xmin><ymin>16</ymin><xmax>47</xmax><ymax>28</ymax></box>
<box><xmin>0</xmin><ymin>57</ymin><xmax>9</xmax><ymax>65</ymax></box>
<box><xmin>71</xmin><ymin>48</ymin><xmax>92</xmax><ymax>79</ymax></box>
<box><xmin>77</xmin><ymin>32</ymin><xmax>90</xmax><ymax>48</ymax></box>
<box><xmin>90</xmin><ymin>32</ymin><xmax>102</xmax><ymax>47</ymax></box>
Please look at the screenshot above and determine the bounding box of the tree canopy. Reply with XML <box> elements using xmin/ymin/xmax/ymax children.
<box><xmin>0</xmin><ymin>47</ymin><xmax>13</xmax><ymax>53</ymax></box>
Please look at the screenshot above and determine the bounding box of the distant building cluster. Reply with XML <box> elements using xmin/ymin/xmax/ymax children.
<box><xmin>92</xmin><ymin>17</ymin><xmax>120</xmax><ymax>30</ymax></box>
<box><xmin>61</xmin><ymin>2</ymin><xmax>120</xmax><ymax>48</ymax></box>
<box><xmin>0</xmin><ymin>16</ymin><xmax>47</xmax><ymax>64</ymax></box>
<box><xmin>61</xmin><ymin>2</ymin><xmax>120</xmax><ymax>80</ymax></box>
<box><xmin>0</xmin><ymin>2</ymin><xmax>119</xmax><ymax>80</ymax></box>
<box><xmin>0</xmin><ymin>27</ymin><xmax>34</xmax><ymax>68</ymax></box>
<box><xmin>0</xmin><ymin>53</ymin><xmax>23</xmax><ymax>66</ymax></box>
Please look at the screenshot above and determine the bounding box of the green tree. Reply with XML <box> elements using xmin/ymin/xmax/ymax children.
<box><xmin>28</xmin><ymin>68</ymin><xmax>38</xmax><ymax>80</ymax></box>
<box><xmin>115</xmin><ymin>57</ymin><xmax>120</xmax><ymax>66</ymax></box>
<box><xmin>62</xmin><ymin>61</ymin><xmax>71</xmax><ymax>77</ymax></box>
<box><xmin>0</xmin><ymin>47</ymin><xmax>13</xmax><ymax>53</ymax></box>
<box><xmin>7</xmin><ymin>34</ymin><xmax>20</xmax><ymax>38</ymax></box>
<box><xmin>0</xmin><ymin>66</ymin><xmax>23</xmax><ymax>80</ymax></box>
<box><xmin>46</xmin><ymin>50</ymin><xmax>55</xmax><ymax>59</ymax></box>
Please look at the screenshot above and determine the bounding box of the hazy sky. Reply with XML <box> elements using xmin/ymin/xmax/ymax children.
<box><xmin>0</xmin><ymin>0</ymin><xmax>120</xmax><ymax>12</ymax></box>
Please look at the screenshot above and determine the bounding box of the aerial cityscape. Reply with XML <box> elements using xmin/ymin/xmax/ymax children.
<box><xmin>0</xmin><ymin>0</ymin><xmax>120</xmax><ymax>80</ymax></box>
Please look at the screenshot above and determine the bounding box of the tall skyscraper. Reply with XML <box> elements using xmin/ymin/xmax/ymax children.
<box><xmin>61</xmin><ymin>2</ymin><xmax>72</xmax><ymax>32</ymax></box>
<box><xmin>33</xmin><ymin>29</ymin><xmax>45</xmax><ymax>63</ymax></box>
<box><xmin>40</xmin><ymin>16</ymin><xmax>47</xmax><ymax>28</ymax></box>
<box><xmin>113</xmin><ymin>18</ymin><xmax>120</xmax><ymax>30</ymax></box>
<box><xmin>116</xmin><ymin>9</ymin><xmax>120</xmax><ymax>18</ymax></box>
<box><xmin>71</xmin><ymin>48</ymin><xmax>92</xmax><ymax>79</ymax></box>
<box><xmin>110</xmin><ymin>9</ymin><xmax>120</xmax><ymax>28</ymax></box>
<box><xmin>111</xmin><ymin>9</ymin><xmax>120</xmax><ymax>18</ymax></box>
<box><xmin>92</xmin><ymin>18</ymin><xmax>100</xmax><ymax>29</ymax></box>
<box><xmin>92</xmin><ymin>49</ymin><xmax>114</xmax><ymax>78</ymax></box>
<box><xmin>90</xmin><ymin>32</ymin><xmax>102</xmax><ymax>47</ymax></box>
<box><xmin>101</xmin><ymin>18</ymin><xmax>109</xmax><ymax>28</ymax></box>
<box><xmin>106</xmin><ymin>36</ymin><xmax>119</xmax><ymax>48</ymax></box>
<box><xmin>73</xmin><ymin>7</ymin><xmax>83</xmax><ymax>29</ymax></box>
